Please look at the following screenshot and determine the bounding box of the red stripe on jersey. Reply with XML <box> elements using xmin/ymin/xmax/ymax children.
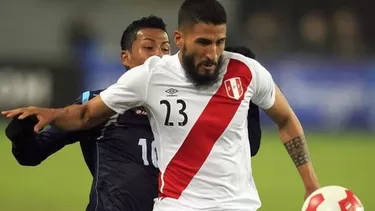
<box><xmin>160</xmin><ymin>59</ymin><xmax>253</xmax><ymax>199</ymax></box>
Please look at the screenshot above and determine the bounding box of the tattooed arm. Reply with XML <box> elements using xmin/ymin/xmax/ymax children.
<box><xmin>284</xmin><ymin>135</ymin><xmax>310</xmax><ymax>167</ymax></box>
<box><xmin>264</xmin><ymin>86</ymin><xmax>320</xmax><ymax>198</ymax></box>
<box><xmin>247</xmin><ymin>60</ymin><xmax>319</xmax><ymax>198</ymax></box>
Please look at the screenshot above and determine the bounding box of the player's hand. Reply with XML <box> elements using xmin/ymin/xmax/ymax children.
<box><xmin>5</xmin><ymin>115</ymin><xmax>38</xmax><ymax>141</ymax></box>
<box><xmin>1</xmin><ymin>106</ymin><xmax>56</xmax><ymax>132</ymax></box>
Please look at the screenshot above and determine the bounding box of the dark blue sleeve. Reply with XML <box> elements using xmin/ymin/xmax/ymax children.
<box><xmin>8</xmin><ymin>90</ymin><xmax>103</xmax><ymax>166</ymax></box>
<box><xmin>11</xmin><ymin>126</ymin><xmax>85</xmax><ymax>166</ymax></box>
<box><xmin>248</xmin><ymin>101</ymin><xmax>262</xmax><ymax>157</ymax></box>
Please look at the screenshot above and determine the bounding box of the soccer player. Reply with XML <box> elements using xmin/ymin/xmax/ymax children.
<box><xmin>2</xmin><ymin>0</ymin><xmax>321</xmax><ymax>210</ymax></box>
<box><xmin>4</xmin><ymin>16</ymin><xmax>171</xmax><ymax>211</ymax></box>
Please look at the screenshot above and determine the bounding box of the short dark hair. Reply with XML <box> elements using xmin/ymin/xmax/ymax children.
<box><xmin>120</xmin><ymin>15</ymin><xmax>167</xmax><ymax>50</ymax></box>
<box><xmin>178</xmin><ymin>0</ymin><xmax>227</xmax><ymax>29</ymax></box>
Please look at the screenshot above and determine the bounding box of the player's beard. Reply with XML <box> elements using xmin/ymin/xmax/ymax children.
<box><xmin>181</xmin><ymin>45</ymin><xmax>223</xmax><ymax>88</ymax></box>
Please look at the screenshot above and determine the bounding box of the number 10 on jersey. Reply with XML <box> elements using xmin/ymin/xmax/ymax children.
<box><xmin>138</xmin><ymin>139</ymin><xmax>158</xmax><ymax>168</ymax></box>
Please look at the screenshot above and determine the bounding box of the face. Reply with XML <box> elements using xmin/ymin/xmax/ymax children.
<box><xmin>122</xmin><ymin>28</ymin><xmax>170</xmax><ymax>69</ymax></box>
<box><xmin>175</xmin><ymin>23</ymin><xmax>226</xmax><ymax>87</ymax></box>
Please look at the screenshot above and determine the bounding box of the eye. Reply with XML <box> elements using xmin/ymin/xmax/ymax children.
<box><xmin>144</xmin><ymin>46</ymin><xmax>154</xmax><ymax>50</ymax></box>
<box><xmin>195</xmin><ymin>38</ymin><xmax>212</xmax><ymax>46</ymax></box>
<box><xmin>217</xmin><ymin>39</ymin><xmax>226</xmax><ymax>45</ymax></box>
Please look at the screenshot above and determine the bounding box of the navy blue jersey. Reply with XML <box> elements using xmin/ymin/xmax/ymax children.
<box><xmin>6</xmin><ymin>90</ymin><xmax>157</xmax><ymax>211</ymax></box>
<box><xmin>248</xmin><ymin>101</ymin><xmax>261</xmax><ymax>156</ymax></box>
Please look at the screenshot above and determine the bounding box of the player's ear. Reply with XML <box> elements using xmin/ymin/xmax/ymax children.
<box><xmin>121</xmin><ymin>50</ymin><xmax>131</xmax><ymax>67</ymax></box>
<box><xmin>174</xmin><ymin>30</ymin><xmax>183</xmax><ymax>49</ymax></box>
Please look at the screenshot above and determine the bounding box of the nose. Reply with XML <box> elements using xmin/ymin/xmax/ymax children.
<box><xmin>155</xmin><ymin>48</ymin><xmax>164</xmax><ymax>57</ymax></box>
<box><xmin>205</xmin><ymin>44</ymin><xmax>218</xmax><ymax>62</ymax></box>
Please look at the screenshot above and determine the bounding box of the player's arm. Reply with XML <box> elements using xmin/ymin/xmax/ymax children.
<box><xmin>6</xmin><ymin>91</ymin><xmax>101</xmax><ymax>166</ymax></box>
<box><xmin>265</xmin><ymin>86</ymin><xmax>319</xmax><ymax>192</ymax></box>
<box><xmin>7</xmin><ymin>118</ymin><xmax>83</xmax><ymax>166</ymax></box>
<box><xmin>50</xmin><ymin>96</ymin><xmax>114</xmax><ymax>131</ymax></box>
<box><xmin>2</xmin><ymin>57</ymin><xmax>153</xmax><ymax>132</ymax></box>
<box><xmin>250</xmin><ymin>61</ymin><xmax>320</xmax><ymax>197</ymax></box>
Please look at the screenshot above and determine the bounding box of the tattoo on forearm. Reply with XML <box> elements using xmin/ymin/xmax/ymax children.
<box><xmin>284</xmin><ymin>136</ymin><xmax>310</xmax><ymax>167</ymax></box>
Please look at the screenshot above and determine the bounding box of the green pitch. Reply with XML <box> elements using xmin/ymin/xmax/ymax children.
<box><xmin>0</xmin><ymin>124</ymin><xmax>373</xmax><ymax>211</ymax></box>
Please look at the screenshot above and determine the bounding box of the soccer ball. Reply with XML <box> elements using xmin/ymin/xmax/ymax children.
<box><xmin>302</xmin><ymin>186</ymin><xmax>364</xmax><ymax>211</ymax></box>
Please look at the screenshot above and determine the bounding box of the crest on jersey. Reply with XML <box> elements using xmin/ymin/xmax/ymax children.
<box><xmin>224</xmin><ymin>77</ymin><xmax>243</xmax><ymax>100</ymax></box>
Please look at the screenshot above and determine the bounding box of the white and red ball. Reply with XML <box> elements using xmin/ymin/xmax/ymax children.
<box><xmin>302</xmin><ymin>186</ymin><xmax>364</xmax><ymax>211</ymax></box>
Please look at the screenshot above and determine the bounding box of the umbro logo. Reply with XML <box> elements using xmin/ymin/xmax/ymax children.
<box><xmin>165</xmin><ymin>88</ymin><xmax>178</xmax><ymax>97</ymax></box>
<box><xmin>165</xmin><ymin>88</ymin><xmax>178</xmax><ymax>94</ymax></box>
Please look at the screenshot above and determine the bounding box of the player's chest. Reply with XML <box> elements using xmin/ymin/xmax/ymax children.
<box><xmin>145</xmin><ymin>78</ymin><xmax>251</xmax><ymax>131</ymax></box>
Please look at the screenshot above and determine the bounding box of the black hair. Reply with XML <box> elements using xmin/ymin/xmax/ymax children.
<box><xmin>178</xmin><ymin>0</ymin><xmax>227</xmax><ymax>29</ymax></box>
<box><xmin>120</xmin><ymin>15</ymin><xmax>167</xmax><ymax>50</ymax></box>
<box><xmin>225</xmin><ymin>46</ymin><xmax>256</xmax><ymax>59</ymax></box>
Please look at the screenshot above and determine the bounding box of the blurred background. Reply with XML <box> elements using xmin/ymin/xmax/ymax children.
<box><xmin>0</xmin><ymin>0</ymin><xmax>374</xmax><ymax>210</ymax></box>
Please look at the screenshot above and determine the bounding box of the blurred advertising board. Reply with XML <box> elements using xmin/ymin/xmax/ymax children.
<box><xmin>262</xmin><ymin>59</ymin><xmax>375</xmax><ymax>131</ymax></box>
<box><xmin>0</xmin><ymin>61</ymin><xmax>80</xmax><ymax>111</ymax></box>
<box><xmin>81</xmin><ymin>60</ymin><xmax>125</xmax><ymax>91</ymax></box>
<box><xmin>74</xmin><ymin>42</ymin><xmax>127</xmax><ymax>92</ymax></box>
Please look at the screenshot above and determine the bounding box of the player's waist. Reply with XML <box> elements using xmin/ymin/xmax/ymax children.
<box><xmin>98</xmin><ymin>154</ymin><xmax>158</xmax><ymax>173</ymax></box>
<box><xmin>158</xmin><ymin>168</ymin><xmax>259</xmax><ymax>211</ymax></box>
<box><xmin>154</xmin><ymin>195</ymin><xmax>261</xmax><ymax>211</ymax></box>
<box><xmin>97</xmin><ymin>162</ymin><xmax>157</xmax><ymax>186</ymax></box>
<box><xmin>159</xmin><ymin>177</ymin><xmax>259</xmax><ymax>206</ymax></box>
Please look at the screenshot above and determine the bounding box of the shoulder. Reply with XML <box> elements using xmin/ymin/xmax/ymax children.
<box><xmin>123</xmin><ymin>54</ymin><xmax>179</xmax><ymax>83</ymax></box>
<box><xmin>134</xmin><ymin>55</ymin><xmax>164</xmax><ymax>71</ymax></box>
<box><xmin>150</xmin><ymin>54</ymin><xmax>183</xmax><ymax>80</ymax></box>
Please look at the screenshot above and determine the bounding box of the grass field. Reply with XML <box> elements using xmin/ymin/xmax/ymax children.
<box><xmin>0</xmin><ymin>124</ymin><xmax>374</xmax><ymax>211</ymax></box>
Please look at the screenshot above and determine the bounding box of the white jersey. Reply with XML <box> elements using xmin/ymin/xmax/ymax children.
<box><xmin>100</xmin><ymin>51</ymin><xmax>276</xmax><ymax>211</ymax></box>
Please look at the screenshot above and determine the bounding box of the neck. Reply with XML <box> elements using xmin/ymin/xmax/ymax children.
<box><xmin>178</xmin><ymin>51</ymin><xmax>183</xmax><ymax>64</ymax></box>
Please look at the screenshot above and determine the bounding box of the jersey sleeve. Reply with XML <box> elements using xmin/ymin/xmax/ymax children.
<box><xmin>7</xmin><ymin>90</ymin><xmax>103</xmax><ymax>166</ymax></box>
<box><xmin>250</xmin><ymin>61</ymin><xmax>276</xmax><ymax>110</ymax></box>
<box><xmin>100</xmin><ymin>56</ymin><xmax>158</xmax><ymax>114</ymax></box>
<box><xmin>73</xmin><ymin>89</ymin><xmax>103</xmax><ymax>104</ymax></box>
<box><xmin>7</xmin><ymin>115</ymin><xmax>84</xmax><ymax>166</ymax></box>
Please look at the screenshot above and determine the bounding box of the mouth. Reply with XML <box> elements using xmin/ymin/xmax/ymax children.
<box><xmin>201</xmin><ymin>63</ymin><xmax>216</xmax><ymax>72</ymax></box>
